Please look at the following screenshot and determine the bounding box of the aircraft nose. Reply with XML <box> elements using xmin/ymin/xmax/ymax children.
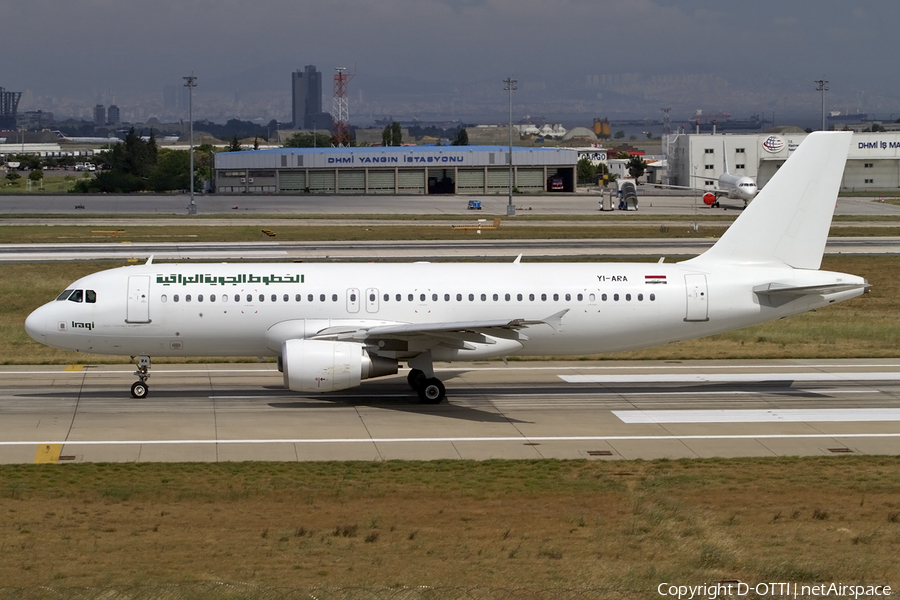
<box><xmin>24</xmin><ymin>308</ymin><xmax>46</xmax><ymax>342</ymax></box>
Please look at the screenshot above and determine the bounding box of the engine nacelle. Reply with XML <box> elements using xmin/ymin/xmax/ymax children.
<box><xmin>703</xmin><ymin>192</ymin><xmax>717</xmax><ymax>206</ymax></box>
<box><xmin>281</xmin><ymin>339</ymin><xmax>397</xmax><ymax>393</ymax></box>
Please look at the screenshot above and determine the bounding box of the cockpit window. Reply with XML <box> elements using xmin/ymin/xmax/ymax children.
<box><xmin>56</xmin><ymin>289</ymin><xmax>74</xmax><ymax>301</ymax></box>
<box><xmin>68</xmin><ymin>289</ymin><xmax>84</xmax><ymax>303</ymax></box>
<box><xmin>85</xmin><ymin>290</ymin><xmax>97</xmax><ymax>303</ymax></box>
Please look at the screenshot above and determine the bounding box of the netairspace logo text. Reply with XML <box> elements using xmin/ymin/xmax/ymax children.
<box><xmin>658</xmin><ymin>582</ymin><xmax>892</xmax><ymax>599</ymax></box>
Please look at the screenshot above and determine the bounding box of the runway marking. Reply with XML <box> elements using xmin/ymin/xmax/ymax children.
<box><xmin>614</xmin><ymin>408</ymin><xmax>900</xmax><ymax>424</ymax></box>
<box><xmin>34</xmin><ymin>444</ymin><xmax>61</xmax><ymax>463</ymax></box>
<box><xmin>561</xmin><ymin>372</ymin><xmax>900</xmax><ymax>384</ymax></box>
<box><xmin>2</xmin><ymin>433</ymin><xmax>900</xmax><ymax>447</ymax></box>
<box><xmin>63</xmin><ymin>365</ymin><xmax>84</xmax><ymax>372</ymax></box>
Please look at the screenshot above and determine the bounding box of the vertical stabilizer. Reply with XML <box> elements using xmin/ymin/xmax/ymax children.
<box><xmin>685</xmin><ymin>131</ymin><xmax>852</xmax><ymax>269</ymax></box>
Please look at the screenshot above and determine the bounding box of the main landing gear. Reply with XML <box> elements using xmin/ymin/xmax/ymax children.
<box><xmin>131</xmin><ymin>355</ymin><xmax>151</xmax><ymax>398</ymax></box>
<box><xmin>407</xmin><ymin>368</ymin><xmax>446</xmax><ymax>404</ymax></box>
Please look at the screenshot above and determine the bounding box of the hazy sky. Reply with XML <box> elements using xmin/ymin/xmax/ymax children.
<box><xmin>3</xmin><ymin>0</ymin><xmax>899</xmax><ymax>120</ymax></box>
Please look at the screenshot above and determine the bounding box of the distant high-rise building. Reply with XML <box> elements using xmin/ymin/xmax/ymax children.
<box><xmin>292</xmin><ymin>65</ymin><xmax>331</xmax><ymax>130</ymax></box>
<box><xmin>107</xmin><ymin>105</ymin><xmax>120</xmax><ymax>126</ymax></box>
<box><xmin>0</xmin><ymin>87</ymin><xmax>22</xmax><ymax>130</ymax></box>
<box><xmin>93</xmin><ymin>104</ymin><xmax>106</xmax><ymax>127</ymax></box>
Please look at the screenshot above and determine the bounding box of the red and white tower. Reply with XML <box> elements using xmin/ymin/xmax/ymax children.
<box><xmin>332</xmin><ymin>67</ymin><xmax>355</xmax><ymax>146</ymax></box>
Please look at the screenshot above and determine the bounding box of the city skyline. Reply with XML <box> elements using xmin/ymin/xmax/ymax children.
<box><xmin>2</xmin><ymin>1</ymin><xmax>899</xmax><ymax>126</ymax></box>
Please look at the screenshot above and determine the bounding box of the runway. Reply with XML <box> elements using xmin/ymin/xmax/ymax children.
<box><xmin>2</xmin><ymin>359</ymin><xmax>899</xmax><ymax>464</ymax></box>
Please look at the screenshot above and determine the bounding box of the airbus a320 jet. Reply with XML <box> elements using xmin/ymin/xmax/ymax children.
<box><xmin>26</xmin><ymin>133</ymin><xmax>867</xmax><ymax>403</ymax></box>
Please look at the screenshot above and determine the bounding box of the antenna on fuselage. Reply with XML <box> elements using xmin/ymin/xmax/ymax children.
<box><xmin>145</xmin><ymin>255</ymin><xmax>154</xmax><ymax>265</ymax></box>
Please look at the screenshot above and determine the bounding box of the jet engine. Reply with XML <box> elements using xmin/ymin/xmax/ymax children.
<box><xmin>703</xmin><ymin>192</ymin><xmax>717</xmax><ymax>206</ymax></box>
<box><xmin>281</xmin><ymin>339</ymin><xmax>397</xmax><ymax>393</ymax></box>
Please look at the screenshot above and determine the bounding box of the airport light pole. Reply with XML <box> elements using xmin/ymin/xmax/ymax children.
<box><xmin>504</xmin><ymin>77</ymin><xmax>517</xmax><ymax>217</ymax></box>
<box><xmin>815</xmin><ymin>79</ymin><xmax>829</xmax><ymax>131</ymax></box>
<box><xmin>184</xmin><ymin>74</ymin><xmax>198</xmax><ymax>215</ymax></box>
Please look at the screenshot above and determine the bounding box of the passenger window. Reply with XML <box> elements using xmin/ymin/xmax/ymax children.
<box><xmin>186</xmin><ymin>295</ymin><xmax>192</xmax><ymax>303</ymax></box>
<box><xmin>420</xmin><ymin>294</ymin><xmax>426</xmax><ymax>302</ymax></box>
<box><xmin>481</xmin><ymin>294</ymin><xmax>486</xmax><ymax>301</ymax></box>
<box><xmin>296</xmin><ymin>294</ymin><xmax>302</xmax><ymax>302</ymax></box>
<box><xmin>650</xmin><ymin>293</ymin><xmax>656</xmax><ymax>301</ymax></box>
<box><xmin>577</xmin><ymin>293</ymin><xmax>583</xmax><ymax>301</ymax></box>
<box><xmin>210</xmin><ymin>294</ymin><xmax>217</xmax><ymax>303</ymax></box>
<box><xmin>589</xmin><ymin>293</ymin><xmax>595</xmax><ymax>301</ymax></box>
<box><xmin>222</xmin><ymin>294</ymin><xmax>227</xmax><ymax>303</ymax></box>
<box><xmin>247</xmin><ymin>294</ymin><xmax>252</xmax><ymax>302</ymax></box>
<box><xmin>625</xmin><ymin>294</ymin><xmax>631</xmax><ymax>301</ymax></box>
<box><xmin>319</xmin><ymin>294</ymin><xmax>326</xmax><ymax>302</ymax></box>
<box><xmin>56</xmin><ymin>289</ymin><xmax>74</xmax><ymax>301</ymax></box>
<box><xmin>614</xmin><ymin>294</ymin><xmax>619</xmax><ymax>301</ymax></box>
<box><xmin>638</xmin><ymin>294</ymin><xmax>643</xmax><ymax>301</ymax></box>
<box><xmin>541</xmin><ymin>293</ymin><xmax>547</xmax><ymax>301</ymax></box>
<box><xmin>517</xmin><ymin>294</ymin><xmax>523</xmax><ymax>301</ymax></box>
<box><xmin>271</xmin><ymin>294</ymin><xmax>277</xmax><ymax>302</ymax></box>
<box><xmin>198</xmin><ymin>294</ymin><xmax>203</xmax><ymax>302</ymax></box>
<box><xmin>236</xmin><ymin>294</ymin><xmax>242</xmax><ymax>302</ymax></box>
<box><xmin>529</xmin><ymin>294</ymin><xmax>535</xmax><ymax>301</ymax></box>
<box><xmin>350</xmin><ymin>293</ymin><xmax>357</xmax><ymax>302</ymax></box>
<box><xmin>505</xmin><ymin>293</ymin><xmax>510</xmax><ymax>301</ymax></box>
<box><xmin>258</xmin><ymin>294</ymin><xmax>264</xmax><ymax>302</ymax></box>
<box><xmin>565</xmin><ymin>293</ymin><xmax>570</xmax><ymax>301</ymax></box>
<box><xmin>308</xmin><ymin>294</ymin><xmax>314</xmax><ymax>302</ymax></box>
<box><xmin>85</xmin><ymin>290</ymin><xmax>97</xmax><ymax>303</ymax></box>
<box><xmin>432</xmin><ymin>293</ymin><xmax>438</xmax><ymax>301</ymax></box>
<box><xmin>332</xmin><ymin>294</ymin><xmax>338</xmax><ymax>302</ymax></box>
<box><xmin>370</xmin><ymin>293</ymin><xmax>376</xmax><ymax>302</ymax></box>
<box><xmin>174</xmin><ymin>295</ymin><xmax>180</xmax><ymax>302</ymax></box>
<box><xmin>68</xmin><ymin>290</ymin><xmax>84</xmax><ymax>303</ymax></box>
<box><xmin>493</xmin><ymin>294</ymin><xmax>498</xmax><ymax>301</ymax></box>
<box><xmin>384</xmin><ymin>294</ymin><xmax>389</xmax><ymax>302</ymax></box>
<box><xmin>396</xmin><ymin>294</ymin><xmax>401</xmax><ymax>302</ymax></box>
<box><xmin>553</xmin><ymin>293</ymin><xmax>559</xmax><ymax>301</ymax></box>
<box><xmin>444</xmin><ymin>294</ymin><xmax>450</xmax><ymax>301</ymax></box>
<box><xmin>457</xmin><ymin>293</ymin><xmax>462</xmax><ymax>301</ymax></box>
<box><xmin>468</xmin><ymin>293</ymin><xmax>475</xmax><ymax>301</ymax></box>
<box><xmin>602</xmin><ymin>293</ymin><xmax>607</xmax><ymax>301</ymax></box>
<box><xmin>161</xmin><ymin>294</ymin><xmax>167</xmax><ymax>303</ymax></box>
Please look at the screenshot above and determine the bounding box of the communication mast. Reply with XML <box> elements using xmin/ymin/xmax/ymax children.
<box><xmin>332</xmin><ymin>67</ymin><xmax>355</xmax><ymax>146</ymax></box>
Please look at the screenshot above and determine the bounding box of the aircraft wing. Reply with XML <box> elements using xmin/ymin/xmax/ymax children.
<box><xmin>309</xmin><ymin>310</ymin><xmax>569</xmax><ymax>344</ymax></box>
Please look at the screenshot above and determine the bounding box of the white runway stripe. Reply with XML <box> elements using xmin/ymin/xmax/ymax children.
<box><xmin>562</xmin><ymin>372</ymin><xmax>900</xmax><ymax>384</ymax></box>
<box><xmin>614</xmin><ymin>408</ymin><xmax>900</xmax><ymax>423</ymax></box>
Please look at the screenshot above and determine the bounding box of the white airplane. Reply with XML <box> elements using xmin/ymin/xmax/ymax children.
<box><xmin>653</xmin><ymin>141</ymin><xmax>758</xmax><ymax>208</ymax></box>
<box><xmin>25</xmin><ymin>133</ymin><xmax>867</xmax><ymax>403</ymax></box>
<box><xmin>54</xmin><ymin>131</ymin><xmax>123</xmax><ymax>145</ymax></box>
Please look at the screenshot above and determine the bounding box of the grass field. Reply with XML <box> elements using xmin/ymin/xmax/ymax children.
<box><xmin>1</xmin><ymin>255</ymin><xmax>897</xmax><ymax>365</ymax></box>
<box><xmin>0</xmin><ymin>171</ymin><xmax>86</xmax><ymax>194</ymax></box>
<box><xmin>0</xmin><ymin>458</ymin><xmax>898</xmax><ymax>594</ymax></box>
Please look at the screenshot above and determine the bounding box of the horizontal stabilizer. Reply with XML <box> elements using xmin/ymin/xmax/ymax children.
<box><xmin>754</xmin><ymin>281</ymin><xmax>870</xmax><ymax>297</ymax></box>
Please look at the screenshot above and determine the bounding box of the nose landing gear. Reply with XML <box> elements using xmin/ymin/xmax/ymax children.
<box><xmin>131</xmin><ymin>355</ymin><xmax>151</xmax><ymax>398</ymax></box>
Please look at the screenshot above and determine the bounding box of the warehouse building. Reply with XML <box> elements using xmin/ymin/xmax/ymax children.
<box><xmin>665</xmin><ymin>132</ymin><xmax>900</xmax><ymax>192</ymax></box>
<box><xmin>214</xmin><ymin>145</ymin><xmax>577</xmax><ymax>195</ymax></box>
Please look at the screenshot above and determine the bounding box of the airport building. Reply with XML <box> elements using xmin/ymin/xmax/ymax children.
<box><xmin>214</xmin><ymin>146</ymin><xmax>577</xmax><ymax>195</ymax></box>
<box><xmin>666</xmin><ymin>132</ymin><xmax>900</xmax><ymax>192</ymax></box>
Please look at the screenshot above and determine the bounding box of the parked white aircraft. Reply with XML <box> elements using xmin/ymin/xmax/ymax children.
<box><xmin>654</xmin><ymin>141</ymin><xmax>758</xmax><ymax>208</ymax></box>
<box><xmin>25</xmin><ymin>133</ymin><xmax>867</xmax><ymax>403</ymax></box>
<box><xmin>54</xmin><ymin>131</ymin><xmax>123</xmax><ymax>145</ymax></box>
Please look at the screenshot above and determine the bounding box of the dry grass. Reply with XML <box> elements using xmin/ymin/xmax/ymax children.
<box><xmin>1</xmin><ymin>458</ymin><xmax>898</xmax><ymax>591</ymax></box>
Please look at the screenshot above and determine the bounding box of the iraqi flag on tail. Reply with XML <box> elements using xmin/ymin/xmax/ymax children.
<box><xmin>645</xmin><ymin>275</ymin><xmax>667</xmax><ymax>284</ymax></box>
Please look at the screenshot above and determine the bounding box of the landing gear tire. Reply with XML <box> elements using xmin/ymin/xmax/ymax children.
<box><xmin>407</xmin><ymin>368</ymin><xmax>426</xmax><ymax>390</ymax></box>
<box><xmin>417</xmin><ymin>378</ymin><xmax>445</xmax><ymax>404</ymax></box>
<box><xmin>131</xmin><ymin>381</ymin><xmax>149</xmax><ymax>399</ymax></box>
